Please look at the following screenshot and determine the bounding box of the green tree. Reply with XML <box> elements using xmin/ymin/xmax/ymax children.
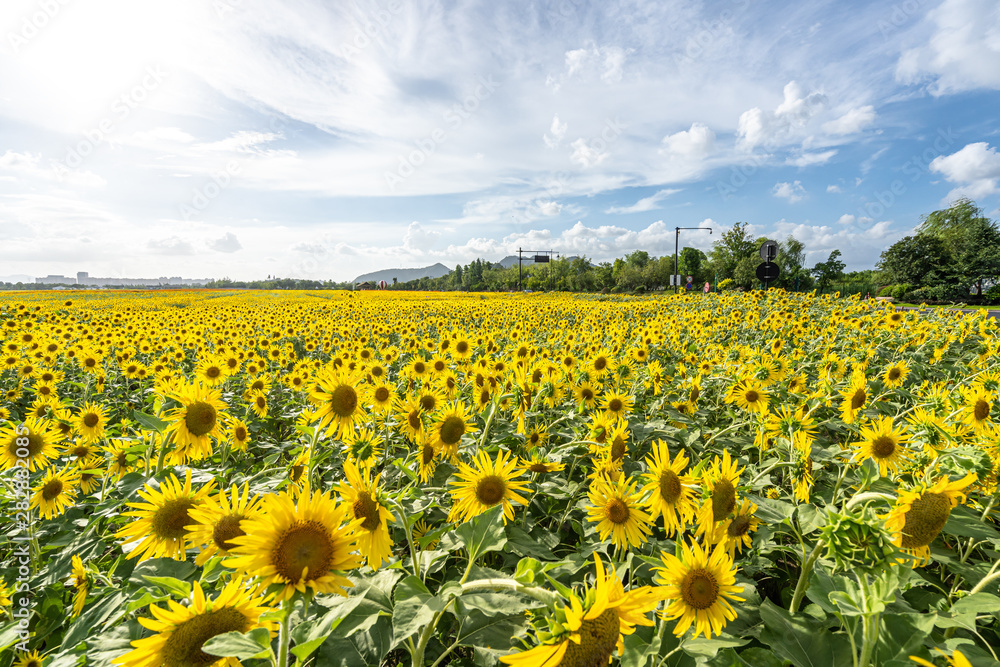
<box><xmin>708</xmin><ymin>222</ymin><xmax>756</xmax><ymax>282</ymax></box>
<box><xmin>812</xmin><ymin>249</ymin><xmax>846</xmax><ymax>291</ymax></box>
<box><xmin>916</xmin><ymin>198</ymin><xmax>1000</xmax><ymax>293</ymax></box>
<box><xmin>678</xmin><ymin>247</ymin><xmax>707</xmax><ymax>283</ymax></box>
<box><xmin>877</xmin><ymin>235</ymin><xmax>952</xmax><ymax>286</ymax></box>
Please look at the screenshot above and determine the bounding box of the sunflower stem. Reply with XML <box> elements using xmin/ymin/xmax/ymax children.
<box><xmin>460</xmin><ymin>579</ymin><xmax>561</xmax><ymax>606</ymax></box>
<box><xmin>277</xmin><ymin>597</ymin><xmax>292</xmax><ymax>667</ymax></box>
<box><xmin>789</xmin><ymin>539</ymin><xmax>824</xmax><ymax>614</ymax></box>
<box><xmin>968</xmin><ymin>558</ymin><xmax>1000</xmax><ymax>596</ymax></box>
<box><xmin>154</xmin><ymin>432</ymin><xmax>172</xmax><ymax>475</ymax></box>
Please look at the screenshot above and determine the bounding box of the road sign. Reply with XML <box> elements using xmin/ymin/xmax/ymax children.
<box><xmin>760</xmin><ymin>240</ymin><xmax>779</xmax><ymax>262</ymax></box>
<box><xmin>686</xmin><ymin>275</ymin><xmax>693</xmax><ymax>283</ymax></box>
<box><xmin>703</xmin><ymin>282</ymin><xmax>710</xmax><ymax>293</ymax></box>
<box><xmin>756</xmin><ymin>261</ymin><xmax>780</xmax><ymax>282</ymax></box>
<box><xmin>669</xmin><ymin>274</ymin><xmax>681</xmax><ymax>286</ymax></box>
<box><xmin>533</xmin><ymin>255</ymin><xmax>550</xmax><ymax>263</ymax></box>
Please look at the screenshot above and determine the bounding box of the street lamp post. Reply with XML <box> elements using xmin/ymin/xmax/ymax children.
<box><xmin>674</xmin><ymin>226</ymin><xmax>713</xmax><ymax>293</ymax></box>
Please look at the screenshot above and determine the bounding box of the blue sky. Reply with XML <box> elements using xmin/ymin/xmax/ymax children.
<box><xmin>1</xmin><ymin>0</ymin><xmax>999</xmax><ymax>282</ymax></box>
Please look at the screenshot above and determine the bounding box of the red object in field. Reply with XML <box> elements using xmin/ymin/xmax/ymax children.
<box><xmin>378</xmin><ymin>280</ymin><xmax>387</xmax><ymax>289</ymax></box>
<box><xmin>704</xmin><ymin>282</ymin><xmax>710</xmax><ymax>293</ymax></box>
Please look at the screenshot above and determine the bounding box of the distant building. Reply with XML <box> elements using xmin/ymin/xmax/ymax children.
<box><xmin>36</xmin><ymin>275</ymin><xmax>74</xmax><ymax>285</ymax></box>
<box><xmin>38</xmin><ymin>272</ymin><xmax>211</xmax><ymax>287</ymax></box>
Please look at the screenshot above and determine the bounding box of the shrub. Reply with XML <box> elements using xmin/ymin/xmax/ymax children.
<box><xmin>878</xmin><ymin>285</ymin><xmax>895</xmax><ymax>297</ymax></box>
<box><xmin>718</xmin><ymin>278</ymin><xmax>735</xmax><ymax>292</ymax></box>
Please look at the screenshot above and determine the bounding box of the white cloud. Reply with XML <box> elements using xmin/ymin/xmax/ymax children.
<box><xmin>895</xmin><ymin>0</ymin><xmax>1000</xmax><ymax>94</ymax></box>
<box><xmin>605</xmin><ymin>189</ymin><xmax>680</xmax><ymax>214</ymax></box>
<box><xmin>837</xmin><ymin>214</ymin><xmax>856</xmax><ymax>225</ymax></box>
<box><xmin>822</xmin><ymin>105</ymin><xmax>876</xmax><ymax>135</ymax></box>
<box><xmin>208</xmin><ymin>232</ymin><xmax>242</xmax><ymax>253</ymax></box>
<box><xmin>930</xmin><ymin>142</ymin><xmax>1000</xmax><ymax>200</ymax></box>
<box><xmin>661</xmin><ymin>123</ymin><xmax>715</xmax><ymax>158</ymax></box>
<box><xmin>402</xmin><ymin>221</ymin><xmax>440</xmax><ymax>252</ymax></box>
<box><xmin>772</xmin><ymin>180</ymin><xmax>807</xmax><ymax>203</ymax></box>
<box><xmin>737</xmin><ymin>81</ymin><xmax>827</xmax><ymax>150</ymax></box>
<box><xmin>772</xmin><ymin>219</ymin><xmax>901</xmax><ymax>269</ymax></box>
<box><xmin>569</xmin><ymin>138</ymin><xmax>609</xmax><ymax>168</ymax></box>
<box><xmin>0</xmin><ymin>150</ymin><xmax>105</xmax><ymax>188</ymax></box>
<box><xmin>787</xmin><ymin>150</ymin><xmax>837</xmax><ymax>167</ymax></box>
<box><xmin>827</xmin><ymin>184</ymin><xmax>843</xmax><ymax>193</ymax></box>
<box><xmin>148</xmin><ymin>236</ymin><xmax>195</xmax><ymax>255</ymax></box>
<box><xmin>564</xmin><ymin>45</ymin><xmax>630</xmax><ymax>84</ymax></box>
<box><xmin>544</xmin><ymin>114</ymin><xmax>568</xmax><ymax>149</ymax></box>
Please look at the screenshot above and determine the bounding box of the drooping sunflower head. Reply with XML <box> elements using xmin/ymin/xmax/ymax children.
<box><xmin>885</xmin><ymin>472</ymin><xmax>977</xmax><ymax>565</ymax></box>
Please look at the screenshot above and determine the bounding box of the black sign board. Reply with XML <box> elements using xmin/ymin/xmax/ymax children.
<box><xmin>534</xmin><ymin>255</ymin><xmax>550</xmax><ymax>263</ymax></box>
<box><xmin>756</xmin><ymin>261</ymin><xmax>780</xmax><ymax>282</ymax></box>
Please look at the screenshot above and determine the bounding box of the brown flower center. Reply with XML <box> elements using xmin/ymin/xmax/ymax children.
<box><xmin>475</xmin><ymin>475</ymin><xmax>506</xmax><ymax>506</ymax></box>
<box><xmin>871</xmin><ymin>435</ymin><xmax>896</xmax><ymax>459</ymax></box>
<box><xmin>212</xmin><ymin>514</ymin><xmax>246</xmax><ymax>551</ymax></box>
<box><xmin>727</xmin><ymin>515</ymin><xmax>751</xmax><ymax>537</ymax></box>
<box><xmin>41</xmin><ymin>478</ymin><xmax>64</xmax><ymax>501</ymax></box>
<box><xmin>900</xmin><ymin>492</ymin><xmax>951</xmax><ymax>549</ymax></box>
<box><xmin>329</xmin><ymin>385</ymin><xmax>358</xmax><ymax>418</ymax></box>
<box><xmin>374</xmin><ymin>387</ymin><xmax>390</xmax><ymax>403</ymax></box>
<box><xmin>83</xmin><ymin>413</ymin><xmax>100</xmax><ymax>428</ymax></box>
<box><xmin>152</xmin><ymin>498</ymin><xmax>196</xmax><ymax>539</ymax></box>
<box><xmin>681</xmin><ymin>568</ymin><xmax>719</xmax><ymax>610</ymax></box>
<box><xmin>161</xmin><ymin>606</ymin><xmax>251</xmax><ymax>667</ymax></box>
<box><xmin>560</xmin><ymin>608</ymin><xmax>620</xmax><ymax>667</ymax></box>
<box><xmin>659</xmin><ymin>469</ymin><xmax>682</xmax><ymax>504</ymax></box>
<box><xmin>974</xmin><ymin>399</ymin><xmax>990</xmax><ymax>422</ymax></box>
<box><xmin>184</xmin><ymin>401</ymin><xmax>217</xmax><ymax>437</ymax></box>
<box><xmin>711</xmin><ymin>478</ymin><xmax>736</xmax><ymax>522</ymax></box>
<box><xmin>438</xmin><ymin>415</ymin><xmax>466</xmax><ymax>446</ymax></box>
<box><xmin>352</xmin><ymin>491</ymin><xmax>381</xmax><ymax>532</ymax></box>
<box><xmin>606</xmin><ymin>498</ymin><xmax>629</xmax><ymax>524</ymax></box>
<box><xmin>272</xmin><ymin>521</ymin><xmax>334</xmax><ymax>583</ymax></box>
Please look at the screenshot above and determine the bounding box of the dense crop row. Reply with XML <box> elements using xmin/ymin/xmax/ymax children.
<box><xmin>0</xmin><ymin>290</ymin><xmax>998</xmax><ymax>667</ymax></box>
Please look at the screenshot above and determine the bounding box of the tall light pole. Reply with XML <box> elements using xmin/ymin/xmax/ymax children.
<box><xmin>674</xmin><ymin>226</ymin><xmax>713</xmax><ymax>293</ymax></box>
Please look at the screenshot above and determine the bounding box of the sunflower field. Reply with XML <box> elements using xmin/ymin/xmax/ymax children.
<box><xmin>1</xmin><ymin>289</ymin><xmax>999</xmax><ymax>667</ymax></box>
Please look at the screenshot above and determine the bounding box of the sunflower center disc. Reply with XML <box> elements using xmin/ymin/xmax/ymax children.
<box><xmin>420</xmin><ymin>395</ymin><xmax>437</xmax><ymax>412</ymax></box>
<box><xmin>408</xmin><ymin>411</ymin><xmax>422</xmax><ymax>431</ymax></box>
<box><xmin>329</xmin><ymin>385</ymin><xmax>358</xmax><ymax>418</ymax></box>
<box><xmin>728</xmin><ymin>515</ymin><xmax>751</xmax><ymax>537</ymax></box>
<box><xmin>851</xmin><ymin>388</ymin><xmax>867</xmax><ymax>410</ymax></box>
<box><xmin>582</xmin><ymin>388</ymin><xmax>594</xmax><ymax>401</ymax></box>
<box><xmin>529</xmin><ymin>433</ymin><xmax>541</xmax><ymax>446</ymax></box>
<box><xmin>744</xmin><ymin>390</ymin><xmax>759</xmax><ymax>403</ymax></box>
<box><xmin>610</xmin><ymin>437</ymin><xmax>627</xmax><ymax>461</ymax></box>
<box><xmin>900</xmin><ymin>492</ymin><xmax>952</xmax><ymax>549</ymax></box>
<box><xmin>153</xmin><ymin>498</ymin><xmax>196</xmax><ymax>539</ymax></box>
<box><xmin>235</xmin><ymin>426</ymin><xmax>247</xmax><ymax>441</ymax></box>
<box><xmin>456</xmin><ymin>341</ymin><xmax>469</xmax><ymax>354</ymax></box>
<box><xmin>871</xmin><ymin>435</ymin><xmax>896</xmax><ymax>459</ymax></box>
<box><xmin>414</xmin><ymin>362</ymin><xmax>426</xmax><ymax>374</ymax></box>
<box><xmin>475</xmin><ymin>475</ymin><xmax>506</xmax><ymax>506</ymax></box>
<box><xmin>682</xmin><ymin>569</ymin><xmax>720</xmax><ymax>610</ymax></box>
<box><xmin>185</xmin><ymin>402</ymin><xmax>217</xmax><ymax>437</ymax></box>
<box><xmin>206</xmin><ymin>367</ymin><xmax>221</xmax><ymax>379</ymax></box>
<box><xmin>608</xmin><ymin>398</ymin><xmax>623</xmax><ymax>412</ymax></box>
<box><xmin>71</xmin><ymin>445</ymin><xmax>90</xmax><ymax>458</ymax></box>
<box><xmin>659</xmin><ymin>470</ymin><xmax>682</xmax><ymax>504</ymax></box>
<box><xmin>594</xmin><ymin>357</ymin><xmax>607</xmax><ymax>371</ymax></box>
<box><xmin>161</xmin><ymin>607</ymin><xmax>250</xmax><ymax>667</ymax></box>
<box><xmin>690</xmin><ymin>386</ymin><xmax>700</xmax><ymax>403</ymax></box>
<box><xmin>274</xmin><ymin>521</ymin><xmax>335</xmax><ymax>583</ymax></box>
<box><xmin>561</xmin><ymin>608</ymin><xmax>620</xmax><ymax>667</ymax></box>
<box><xmin>42</xmin><ymin>479</ymin><xmax>63</xmax><ymax>501</ymax></box>
<box><xmin>10</xmin><ymin>433</ymin><xmax>43</xmax><ymax>458</ymax></box>
<box><xmin>83</xmin><ymin>413</ymin><xmax>100</xmax><ymax>428</ymax></box>
<box><xmin>606</xmin><ymin>498</ymin><xmax>630</xmax><ymax>524</ymax></box>
<box><xmin>353</xmin><ymin>491</ymin><xmax>382</xmax><ymax>531</ymax></box>
<box><xmin>888</xmin><ymin>368</ymin><xmax>901</xmax><ymax>381</ymax></box>
<box><xmin>374</xmin><ymin>387</ymin><xmax>390</xmax><ymax>402</ymax></box>
<box><xmin>712</xmin><ymin>479</ymin><xmax>736</xmax><ymax>522</ymax></box>
<box><xmin>421</xmin><ymin>444</ymin><xmax>435</xmax><ymax>466</ymax></box>
<box><xmin>974</xmin><ymin>399</ymin><xmax>990</xmax><ymax>422</ymax></box>
<box><xmin>213</xmin><ymin>514</ymin><xmax>246</xmax><ymax>551</ymax></box>
<box><xmin>439</xmin><ymin>416</ymin><xmax>466</xmax><ymax>445</ymax></box>
<box><xmin>529</xmin><ymin>462</ymin><xmax>550</xmax><ymax>473</ymax></box>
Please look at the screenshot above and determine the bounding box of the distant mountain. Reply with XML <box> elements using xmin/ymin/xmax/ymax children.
<box><xmin>353</xmin><ymin>263</ymin><xmax>451</xmax><ymax>284</ymax></box>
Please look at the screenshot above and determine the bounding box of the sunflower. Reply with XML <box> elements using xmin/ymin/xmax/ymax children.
<box><xmin>309</xmin><ymin>369</ymin><xmax>368</xmax><ymax>440</ymax></box>
<box><xmin>230</xmin><ymin>418</ymin><xmax>250</xmax><ymax>453</ymax></box>
<box><xmin>14</xmin><ymin>650</ymin><xmax>44</xmax><ymax>667</ymax></box>
<box><xmin>885</xmin><ymin>472</ymin><xmax>977</xmax><ymax>565</ymax></box>
<box><xmin>76</xmin><ymin>454</ymin><xmax>104</xmax><ymax>495</ymax></box>
<box><xmin>586</xmin><ymin>475</ymin><xmax>653</xmax><ymax>550</ymax></box>
<box><xmin>338</xmin><ymin>459</ymin><xmax>394</xmax><ymax>570</ymax></box>
<box><xmin>587</xmin><ymin>350</ymin><xmax>616</xmax><ymax>377</ymax></box>
<box><xmin>717</xmin><ymin>499</ymin><xmax>759</xmax><ymax>557</ymax></box>
<box><xmin>500</xmin><ymin>553</ymin><xmax>659</xmax><ymax>666</ymax></box>
<box><xmin>791</xmin><ymin>445</ymin><xmax>814</xmax><ymax>503</ymax></box>
<box><xmin>416</xmin><ymin>434</ymin><xmax>439</xmax><ymax>483</ymax></box>
<box><xmin>525</xmin><ymin>423</ymin><xmax>548</xmax><ymax>449</ymax></box>
<box><xmin>574</xmin><ymin>380</ymin><xmax>598</xmax><ymax>409</ymax></box>
<box><xmin>395</xmin><ymin>395</ymin><xmax>426</xmax><ymax>442</ymax></box>
<box><xmin>165</xmin><ymin>384</ymin><xmax>228</xmax><ymax>463</ymax></box>
<box><xmin>882</xmin><ymin>361</ymin><xmax>909</xmax><ymax>389</ymax></box>
<box><xmin>225</xmin><ymin>484</ymin><xmax>362</xmax><ymax>601</ymax></box>
<box><xmin>104</xmin><ymin>439</ymin><xmax>135</xmax><ymax>478</ymax></box>
<box><xmin>521</xmin><ymin>451</ymin><xmax>565</xmax><ymax>474</ymax></box>
<box><xmin>186</xmin><ymin>483</ymin><xmax>261</xmax><ymax>566</ymax></box>
<box><xmin>606</xmin><ymin>422</ymin><xmax>631</xmax><ymax>464</ymax></box>
<box><xmin>655</xmin><ymin>539</ymin><xmax>744</xmax><ymax>639</ymax></box>
<box><xmin>724</xmin><ymin>380</ymin><xmax>770</xmax><ymax>414</ymax></box>
<box><xmin>641</xmin><ymin>439</ymin><xmax>697</xmax><ymax>536</ymax></box>
<box><xmin>429</xmin><ymin>401</ymin><xmax>478</xmax><ymax>460</ymax></box>
<box><xmin>852</xmin><ymin>416</ymin><xmax>910</xmax><ymax>477</ymax></box>
<box><xmin>839</xmin><ymin>372</ymin><xmax>868</xmax><ymax>425</ymax></box>
<box><xmin>113</xmin><ymin>578</ymin><xmax>275</xmax><ymax>667</ymax></box>
<box><xmin>116</xmin><ymin>470</ymin><xmax>216</xmax><ymax>561</ymax></box>
<box><xmin>67</xmin><ymin>555</ymin><xmax>89</xmax><ymax>617</ymax></box>
<box><xmin>695</xmin><ymin>450</ymin><xmax>744</xmax><ymax>543</ymax></box>
<box><xmin>194</xmin><ymin>355</ymin><xmax>228</xmax><ymax>387</ymax></box>
<box><xmin>961</xmin><ymin>386</ymin><xmax>993</xmax><ymax>433</ymax></box>
<box><xmin>449</xmin><ymin>448</ymin><xmax>529</xmax><ymax>523</ymax></box>
<box><xmin>369</xmin><ymin>382</ymin><xmax>395</xmax><ymax>413</ymax></box>
<box><xmin>601</xmin><ymin>390</ymin><xmax>634</xmax><ymax>422</ymax></box>
<box><xmin>31</xmin><ymin>465</ymin><xmax>80</xmax><ymax>520</ymax></box>
<box><xmin>247</xmin><ymin>390</ymin><xmax>268</xmax><ymax>419</ymax></box>
<box><xmin>415</xmin><ymin>385</ymin><xmax>445</xmax><ymax>415</ymax></box>
<box><xmin>0</xmin><ymin>418</ymin><xmax>62</xmax><ymax>471</ymax></box>
<box><xmin>412</xmin><ymin>519</ymin><xmax>439</xmax><ymax>550</ymax></box>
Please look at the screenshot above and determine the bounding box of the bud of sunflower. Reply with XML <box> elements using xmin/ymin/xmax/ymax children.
<box><xmin>820</xmin><ymin>508</ymin><xmax>895</xmax><ymax>574</ymax></box>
